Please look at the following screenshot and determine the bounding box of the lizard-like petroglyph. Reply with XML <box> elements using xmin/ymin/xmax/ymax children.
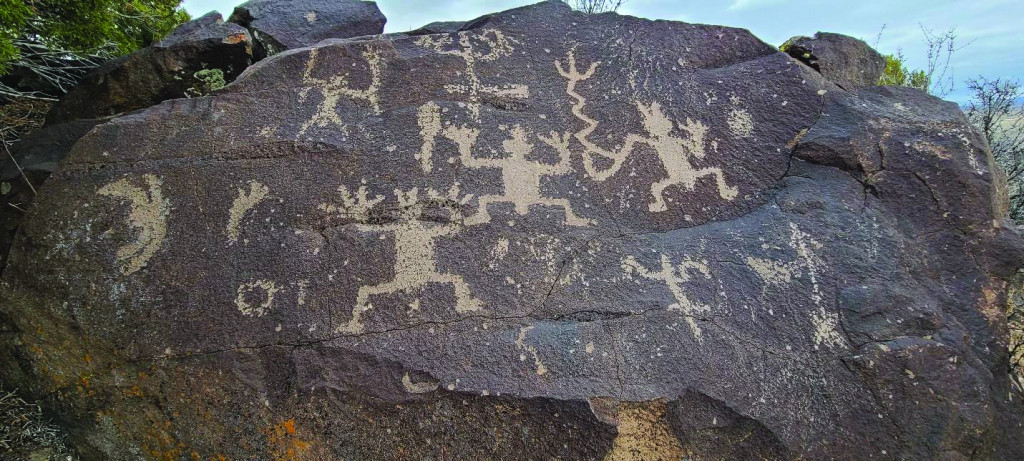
<box><xmin>415</xmin><ymin>29</ymin><xmax>528</xmax><ymax>120</ymax></box>
<box><xmin>299</xmin><ymin>46</ymin><xmax>385</xmax><ymax>135</ymax></box>
<box><xmin>235</xmin><ymin>279</ymin><xmax>280</xmax><ymax>317</ymax></box>
<box><xmin>97</xmin><ymin>174</ymin><xmax>170</xmax><ymax>275</ymax></box>
<box><xmin>555</xmin><ymin>49</ymin><xmax>738</xmax><ymax>212</ymax></box>
<box><xmin>326</xmin><ymin>186</ymin><xmax>483</xmax><ymax>334</ymax></box>
<box><xmin>317</xmin><ymin>183</ymin><xmax>384</xmax><ymax>220</ymax></box>
<box><xmin>456</xmin><ymin>124</ymin><xmax>592</xmax><ymax>226</ymax></box>
<box><xmin>622</xmin><ymin>253</ymin><xmax>711</xmax><ymax>340</ymax></box>
<box><xmin>226</xmin><ymin>181</ymin><xmax>270</xmax><ymax>245</ymax></box>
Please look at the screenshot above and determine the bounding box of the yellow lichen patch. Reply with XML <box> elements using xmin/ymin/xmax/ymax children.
<box><xmin>602</xmin><ymin>399</ymin><xmax>685</xmax><ymax>461</ymax></box>
<box><xmin>235</xmin><ymin>279</ymin><xmax>280</xmax><ymax>317</ymax></box>
<box><xmin>266</xmin><ymin>419</ymin><xmax>313</xmax><ymax>461</ymax></box>
<box><xmin>98</xmin><ymin>174</ymin><xmax>170</xmax><ymax>275</ymax></box>
<box><xmin>226</xmin><ymin>180</ymin><xmax>270</xmax><ymax>245</ymax></box>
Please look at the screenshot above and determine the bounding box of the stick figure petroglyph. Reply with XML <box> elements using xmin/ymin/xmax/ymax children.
<box><xmin>622</xmin><ymin>253</ymin><xmax>711</xmax><ymax>341</ymax></box>
<box><xmin>322</xmin><ymin>186</ymin><xmax>483</xmax><ymax>334</ymax></box>
<box><xmin>554</xmin><ymin>49</ymin><xmax>738</xmax><ymax>212</ymax></box>
<box><xmin>299</xmin><ymin>46</ymin><xmax>385</xmax><ymax>135</ymax></box>
<box><xmin>415</xmin><ymin>29</ymin><xmax>529</xmax><ymax>120</ymax></box>
<box><xmin>457</xmin><ymin>125</ymin><xmax>593</xmax><ymax>226</ymax></box>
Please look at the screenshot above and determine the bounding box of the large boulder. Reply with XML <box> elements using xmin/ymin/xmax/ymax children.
<box><xmin>229</xmin><ymin>0</ymin><xmax>386</xmax><ymax>59</ymax></box>
<box><xmin>1</xmin><ymin>117</ymin><xmax>109</xmax><ymax>272</ymax></box>
<box><xmin>2</xmin><ymin>2</ymin><xmax>1022</xmax><ymax>459</ymax></box>
<box><xmin>44</xmin><ymin>12</ymin><xmax>253</xmax><ymax>124</ymax></box>
<box><xmin>782</xmin><ymin>32</ymin><xmax>886</xmax><ymax>90</ymax></box>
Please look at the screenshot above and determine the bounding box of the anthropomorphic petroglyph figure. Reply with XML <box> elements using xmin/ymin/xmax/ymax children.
<box><xmin>554</xmin><ymin>49</ymin><xmax>738</xmax><ymax>212</ymax></box>
<box><xmin>452</xmin><ymin>124</ymin><xmax>592</xmax><ymax>226</ymax></box>
<box><xmin>299</xmin><ymin>46</ymin><xmax>385</xmax><ymax>135</ymax></box>
<box><xmin>415</xmin><ymin>29</ymin><xmax>528</xmax><ymax>119</ymax></box>
<box><xmin>324</xmin><ymin>186</ymin><xmax>482</xmax><ymax>334</ymax></box>
<box><xmin>622</xmin><ymin>253</ymin><xmax>711</xmax><ymax>340</ymax></box>
<box><xmin>97</xmin><ymin>174</ymin><xmax>169</xmax><ymax>275</ymax></box>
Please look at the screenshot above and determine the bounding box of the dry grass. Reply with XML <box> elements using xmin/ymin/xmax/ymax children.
<box><xmin>0</xmin><ymin>96</ymin><xmax>52</xmax><ymax>145</ymax></box>
<box><xmin>0</xmin><ymin>387</ymin><xmax>75</xmax><ymax>460</ymax></box>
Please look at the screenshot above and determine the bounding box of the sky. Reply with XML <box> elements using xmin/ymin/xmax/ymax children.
<box><xmin>181</xmin><ymin>0</ymin><xmax>1024</xmax><ymax>103</ymax></box>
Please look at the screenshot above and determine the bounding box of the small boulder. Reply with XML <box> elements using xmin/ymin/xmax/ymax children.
<box><xmin>45</xmin><ymin>12</ymin><xmax>253</xmax><ymax>124</ymax></box>
<box><xmin>229</xmin><ymin>0</ymin><xmax>386</xmax><ymax>59</ymax></box>
<box><xmin>782</xmin><ymin>32</ymin><xmax>885</xmax><ymax>90</ymax></box>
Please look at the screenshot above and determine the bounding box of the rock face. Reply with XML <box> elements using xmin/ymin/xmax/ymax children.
<box><xmin>783</xmin><ymin>32</ymin><xmax>886</xmax><ymax>90</ymax></box>
<box><xmin>2</xmin><ymin>2</ymin><xmax>1023</xmax><ymax>459</ymax></box>
<box><xmin>229</xmin><ymin>0</ymin><xmax>386</xmax><ymax>59</ymax></box>
<box><xmin>1</xmin><ymin>117</ymin><xmax>109</xmax><ymax>272</ymax></box>
<box><xmin>44</xmin><ymin>12</ymin><xmax>252</xmax><ymax>124</ymax></box>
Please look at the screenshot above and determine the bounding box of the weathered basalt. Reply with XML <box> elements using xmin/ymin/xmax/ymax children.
<box><xmin>44</xmin><ymin>12</ymin><xmax>253</xmax><ymax>125</ymax></box>
<box><xmin>2</xmin><ymin>2</ymin><xmax>1022</xmax><ymax>459</ymax></box>
<box><xmin>229</xmin><ymin>0</ymin><xmax>386</xmax><ymax>59</ymax></box>
<box><xmin>783</xmin><ymin>32</ymin><xmax>886</xmax><ymax>90</ymax></box>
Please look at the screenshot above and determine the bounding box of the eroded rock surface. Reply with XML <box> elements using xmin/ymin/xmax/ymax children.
<box><xmin>229</xmin><ymin>0</ymin><xmax>386</xmax><ymax>59</ymax></box>
<box><xmin>783</xmin><ymin>32</ymin><xmax>886</xmax><ymax>90</ymax></box>
<box><xmin>2</xmin><ymin>2</ymin><xmax>1022</xmax><ymax>459</ymax></box>
<box><xmin>44</xmin><ymin>12</ymin><xmax>253</xmax><ymax>124</ymax></box>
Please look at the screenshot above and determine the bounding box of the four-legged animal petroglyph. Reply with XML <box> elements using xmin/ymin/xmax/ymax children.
<box><xmin>323</xmin><ymin>186</ymin><xmax>483</xmax><ymax>334</ymax></box>
<box><xmin>98</xmin><ymin>174</ymin><xmax>169</xmax><ymax>275</ymax></box>
<box><xmin>299</xmin><ymin>46</ymin><xmax>385</xmax><ymax>135</ymax></box>
<box><xmin>415</xmin><ymin>29</ymin><xmax>528</xmax><ymax>120</ymax></box>
<box><xmin>456</xmin><ymin>125</ymin><xmax>592</xmax><ymax>226</ymax></box>
<box><xmin>622</xmin><ymin>253</ymin><xmax>711</xmax><ymax>340</ymax></box>
<box><xmin>555</xmin><ymin>49</ymin><xmax>738</xmax><ymax>212</ymax></box>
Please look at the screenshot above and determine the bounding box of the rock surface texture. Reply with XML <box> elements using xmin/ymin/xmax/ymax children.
<box><xmin>229</xmin><ymin>0</ymin><xmax>387</xmax><ymax>59</ymax></box>
<box><xmin>2</xmin><ymin>2</ymin><xmax>1023</xmax><ymax>459</ymax></box>
<box><xmin>44</xmin><ymin>12</ymin><xmax>253</xmax><ymax>124</ymax></box>
<box><xmin>783</xmin><ymin>32</ymin><xmax>886</xmax><ymax>90</ymax></box>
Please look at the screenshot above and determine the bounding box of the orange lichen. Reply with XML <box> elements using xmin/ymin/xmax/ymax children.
<box><xmin>266</xmin><ymin>419</ymin><xmax>313</xmax><ymax>460</ymax></box>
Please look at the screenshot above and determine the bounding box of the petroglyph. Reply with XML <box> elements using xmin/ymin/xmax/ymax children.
<box><xmin>415</xmin><ymin>30</ymin><xmax>528</xmax><ymax>119</ymax></box>
<box><xmin>727</xmin><ymin>108</ymin><xmax>754</xmax><ymax>138</ymax></box>
<box><xmin>401</xmin><ymin>372</ymin><xmax>439</xmax><ymax>394</ymax></box>
<box><xmin>458</xmin><ymin>125</ymin><xmax>592</xmax><ymax>226</ymax></box>
<box><xmin>318</xmin><ymin>183</ymin><xmax>384</xmax><ymax>221</ymax></box>
<box><xmin>554</xmin><ymin>49</ymin><xmax>738</xmax><ymax>212</ymax></box>
<box><xmin>299</xmin><ymin>46</ymin><xmax>384</xmax><ymax>135</ymax></box>
<box><xmin>788</xmin><ymin>222</ymin><xmax>846</xmax><ymax>350</ymax></box>
<box><xmin>226</xmin><ymin>181</ymin><xmax>270</xmax><ymax>245</ymax></box>
<box><xmin>516</xmin><ymin>325</ymin><xmax>548</xmax><ymax>376</ymax></box>
<box><xmin>622</xmin><ymin>253</ymin><xmax>711</xmax><ymax>340</ymax></box>
<box><xmin>416</xmin><ymin>102</ymin><xmax>442</xmax><ymax>172</ymax></box>
<box><xmin>236</xmin><ymin>279</ymin><xmax>280</xmax><ymax>317</ymax></box>
<box><xmin>337</xmin><ymin>186</ymin><xmax>482</xmax><ymax>334</ymax></box>
<box><xmin>746</xmin><ymin>256</ymin><xmax>799</xmax><ymax>287</ymax></box>
<box><xmin>97</xmin><ymin>174</ymin><xmax>169</xmax><ymax>275</ymax></box>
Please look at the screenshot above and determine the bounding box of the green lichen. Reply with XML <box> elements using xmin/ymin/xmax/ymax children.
<box><xmin>186</xmin><ymin>68</ymin><xmax>226</xmax><ymax>97</ymax></box>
